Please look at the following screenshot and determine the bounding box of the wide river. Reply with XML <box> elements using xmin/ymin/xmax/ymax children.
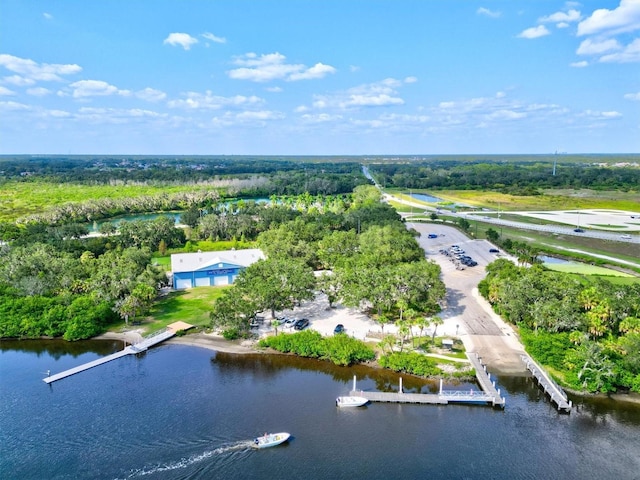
<box><xmin>1</xmin><ymin>340</ymin><xmax>640</xmax><ymax>480</ymax></box>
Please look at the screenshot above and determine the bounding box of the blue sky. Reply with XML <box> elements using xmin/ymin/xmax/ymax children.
<box><xmin>1</xmin><ymin>0</ymin><xmax>639</xmax><ymax>155</ymax></box>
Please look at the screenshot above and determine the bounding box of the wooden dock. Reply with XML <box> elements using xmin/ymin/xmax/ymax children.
<box><xmin>348</xmin><ymin>351</ymin><xmax>506</xmax><ymax>409</ymax></box>
<box><xmin>467</xmin><ymin>352</ymin><xmax>506</xmax><ymax>407</ymax></box>
<box><xmin>43</xmin><ymin>323</ymin><xmax>192</xmax><ymax>384</ymax></box>
<box><xmin>521</xmin><ymin>354</ymin><xmax>572</xmax><ymax>412</ymax></box>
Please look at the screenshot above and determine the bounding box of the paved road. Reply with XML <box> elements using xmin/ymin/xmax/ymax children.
<box><xmin>385</xmin><ymin>191</ymin><xmax>639</xmax><ymax>245</ymax></box>
<box><xmin>409</xmin><ymin>221</ymin><xmax>527</xmax><ymax>373</ymax></box>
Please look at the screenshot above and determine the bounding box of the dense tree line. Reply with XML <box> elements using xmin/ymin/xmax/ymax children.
<box><xmin>209</xmin><ymin>185</ymin><xmax>446</xmax><ymax>338</ymax></box>
<box><xmin>0</xmin><ymin>237</ymin><xmax>168</xmax><ymax>340</ymax></box>
<box><xmin>369</xmin><ymin>161</ymin><xmax>640</xmax><ymax>192</ymax></box>
<box><xmin>0</xmin><ymin>155</ymin><xmax>365</xmax><ymax>184</ymax></box>
<box><xmin>478</xmin><ymin>259</ymin><xmax>640</xmax><ymax>393</ymax></box>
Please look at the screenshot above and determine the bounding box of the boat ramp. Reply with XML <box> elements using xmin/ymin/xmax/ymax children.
<box><xmin>521</xmin><ymin>354</ymin><xmax>572</xmax><ymax>412</ymax></box>
<box><xmin>43</xmin><ymin>322</ymin><xmax>193</xmax><ymax>384</ymax></box>
<box><xmin>349</xmin><ymin>352</ymin><xmax>506</xmax><ymax>408</ymax></box>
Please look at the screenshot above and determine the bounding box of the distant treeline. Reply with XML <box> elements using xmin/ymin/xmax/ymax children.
<box><xmin>368</xmin><ymin>161</ymin><xmax>640</xmax><ymax>192</ymax></box>
<box><xmin>0</xmin><ymin>156</ymin><xmax>365</xmax><ymax>187</ymax></box>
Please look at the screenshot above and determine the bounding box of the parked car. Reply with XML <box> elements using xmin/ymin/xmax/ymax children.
<box><xmin>489</xmin><ymin>248</ymin><xmax>499</xmax><ymax>253</ymax></box>
<box><xmin>334</xmin><ymin>324</ymin><xmax>345</xmax><ymax>334</ymax></box>
<box><xmin>427</xmin><ymin>233</ymin><xmax>438</xmax><ymax>239</ymax></box>
<box><xmin>621</xmin><ymin>234</ymin><xmax>632</xmax><ymax>240</ymax></box>
<box><xmin>284</xmin><ymin>318</ymin><xmax>297</xmax><ymax>328</ymax></box>
<box><xmin>294</xmin><ymin>318</ymin><xmax>310</xmax><ymax>330</ymax></box>
<box><xmin>574</xmin><ymin>228</ymin><xmax>584</xmax><ymax>233</ymax></box>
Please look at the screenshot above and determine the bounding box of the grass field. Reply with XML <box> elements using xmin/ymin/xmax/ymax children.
<box><xmin>543</xmin><ymin>263</ymin><xmax>633</xmax><ymax>276</ymax></box>
<box><xmin>402</xmin><ymin>189</ymin><xmax>640</xmax><ymax>212</ymax></box>
<box><xmin>144</xmin><ymin>286</ymin><xmax>230</xmax><ymax>333</ymax></box>
<box><xmin>0</xmin><ymin>180</ymin><xmax>221</xmax><ymax>222</ymax></box>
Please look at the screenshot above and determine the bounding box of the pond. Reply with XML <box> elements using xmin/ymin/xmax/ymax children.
<box><xmin>408</xmin><ymin>192</ymin><xmax>444</xmax><ymax>203</ymax></box>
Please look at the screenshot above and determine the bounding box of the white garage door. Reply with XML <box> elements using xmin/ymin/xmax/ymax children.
<box><xmin>195</xmin><ymin>277</ymin><xmax>211</xmax><ymax>287</ymax></box>
<box><xmin>214</xmin><ymin>276</ymin><xmax>229</xmax><ymax>286</ymax></box>
<box><xmin>176</xmin><ymin>278</ymin><xmax>192</xmax><ymax>290</ymax></box>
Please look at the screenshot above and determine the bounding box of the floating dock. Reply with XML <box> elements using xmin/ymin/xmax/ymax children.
<box><xmin>521</xmin><ymin>354</ymin><xmax>572</xmax><ymax>412</ymax></box>
<box><xmin>349</xmin><ymin>352</ymin><xmax>506</xmax><ymax>408</ymax></box>
<box><xmin>43</xmin><ymin>322</ymin><xmax>193</xmax><ymax>384</ymax></box>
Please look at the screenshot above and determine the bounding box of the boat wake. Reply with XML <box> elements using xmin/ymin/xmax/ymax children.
<box><xmin>119</xmin><ymin>440</ymin><xmax>254</xmax><ymax>479</ymax></box>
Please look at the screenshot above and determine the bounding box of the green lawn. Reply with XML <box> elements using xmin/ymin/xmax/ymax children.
<box><xmin>543</xmin><ymin>263</ymin><xmax>633</xmax><ymax>277</ymax></box>
<box><xmin>144</xmin><ymin>286</ymin><xmax>231</xmax><ymax>333</ymax></box>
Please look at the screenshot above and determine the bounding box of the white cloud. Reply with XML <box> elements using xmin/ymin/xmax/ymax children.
<box><xmin>76</xmin><ymin>107</ymin><xmax>167</xmax><ymax>124</ymax></box>
<box><xmin>27</xmin><ymin>87</ymin><xmax>51</xmax><ymax>96</ymax></box>
<box><xmin>2</xmin><ymin>75</ymin><xmax>35</xmax><ymax>86</ymax></box>
<box><xmin>599</xmin><ymin>38</ymin><xmax>640</xmax><ymax>63</ymax></box>
<box><xmin>350</xmin><ymin>65</ymin><xmax>360</xmax><ymax>72</ymax></box>
<box><xmin>43</xmin><ymin>109</ymin><xmax>71</xmax><ymax>118</ymax></box>
<box><xmin>202</xmin><ymin>32</ymin><xmax>227</xmax><ymax>44</ymax></box>
<box><xmin>168</xmin><ymin>91</ymin><xmax>264</xmax><ymax>110</ymax></box>
<box><xmin>539</xmin><ymin>9</ymin><xmax>581</xmax><ymax>24</ymax></box>
<box><xmin>266</xmin><ymin>86</ymin><xmax>283</xmax><ymax>93</ymax></box>
<box><xmin>577</xmin><ymin>0</ymin><xmax>640</xmax><ymax>36</ymax></box>
<box><xmin>0</xmin><ymin>86</ymin><xmax>15</xmax><ymax>96</ymax></box>
<box><xmin>227</xmin><ymin>52</ymin><xmax>336</xmax><ymax>82</ymax></box>
<box><xmin>308</xmin><ymin>78</ymin><xmax>407</xmax><ymax>110</ymax></box>
<box><xmin>0</xmin><ymin>54</ymin><xmax>81</xmax><ymax>82</ymax></box>
<box><xmin>576</xmin><ymin>38</ymin><xmax>621</xmax><ymax>55</ymax></box>
<box><xmin>581</xmin><ymin>109</ymin><xmax>623</xmax><ymax>119</ymax></box>
<box><xmin>69</xmin><ymin>80</ymin><xmax>131</xmax><ymax>98</ymax></box>
<box><xmin>624</xmin><ymin>92</ymin><xmax>640</xmax><ymax>100</ymax></box>
<box><xmin>487</xmin><ymin>110</ymin><xmax>527</xmax><ymax>120</ymax></box>
<box><xmin>344</xmin><ymin>94</ymin><xmax>404</xmax><ymax>107</ymax></box>
<box><xmin>0</xmin><ymin>100</ymin><xmax>31</xmax><ymax>111</ymax></box>
<box><xmin>570</xmin><ymin>60</ymin><xmax>589</xmax><ymax>67</ymax></box>
<box><xmin>43</xmin><ymin>12</ymin><xmax>53</xmax><ymax>20</ymax></box>
<box><xmin>517</xmin><ymin>25</ymin><xmax>551</xmax><ymax>39</ymax></box>
<box><xmin>235</xmin><ymin>110</ymin><xmax>284</xmax><ymax>121</ymax></box>
<box><xmin>288</xmin><ymin>63</ymin><xmax>336</xmax><ymax>81</ymax></box>
<box><xmin>404</xmin><ymin>76</ymin><xmax>418</xmax><ymax>83</ymax></box>
<box><xmin>136</xmin><ymin>87</ymin><xmax>167</xmax><ymax>102</ymax></box>
<box><xmin>556</xmin><ymin>22</ymin><xmax>570</xmax><ymax>28</ymax></box>
<box><xmin>477</xmin><ymin>7</ymin><xmax>501</xmax><ymax>18</ymax></box>
<box><xmin>300</xmin><ymin>113</ymin><xmax>343</xmax><ymax>123</ymax></box>
<box><xmin>163</xmin><ymin>33</ymin><xmax>199</xmax><ymax>50</ymax></box>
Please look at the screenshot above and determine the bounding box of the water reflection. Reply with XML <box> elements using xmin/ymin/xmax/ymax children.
<box><xmin>0</xmin><ymin>338</ymin><xmax>122</xmax><ymax>360</ymax></box>
<box><xmin>210</xmin><ymin>351</ymin><xmax>469</xmax><ymax>394</ymax></box>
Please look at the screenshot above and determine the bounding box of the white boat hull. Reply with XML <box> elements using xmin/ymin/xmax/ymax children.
<box><xmin>252</xmin><ymin>432</ymin><xmax>290</xmax><ymax>448</ymax></box>
<box><xmin>336</xmin><ymin>396</ymin><xmax>368</xmax><ymax>407</ymax></box>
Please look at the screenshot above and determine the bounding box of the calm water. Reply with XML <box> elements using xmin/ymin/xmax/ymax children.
<box><xmin>409</xmin><ymin>192</ymin><xmax>443</xmax><ymax>203</ymax></box>
<box><xmin>2</xmin><ymin>340</ymin><xmax>640</xmax><ymax>480</ymax></box>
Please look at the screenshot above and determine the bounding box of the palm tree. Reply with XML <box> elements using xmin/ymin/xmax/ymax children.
<box><xmin>430</xmin><ymin>316</ymin><xmax>444</xmax><ymax>344</ymax></box>
<box><xmin>272</xmin><ymin>319</ymin><xmax>281</xmax><ymax>336</ymax></box>
<box><xmin>376</xmin><ymin>313</ymin><xmax>390</xmax><ymax>334</ymax></box>
<box><xmin>379</xmin><ymin>334</ymin><xmax>397</xmax><ymax>355</ymax></box>
<box><xmin>397</xmin><ymin>321</ymin><xmax>411</xmax><ymax>352</ymax></box>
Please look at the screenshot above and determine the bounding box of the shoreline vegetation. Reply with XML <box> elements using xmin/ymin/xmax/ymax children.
<box><xmin>96</xmin><ymin>329</ymin><xmax>640</xmax><ymax>405</ymax></box>
<box><xmin>1</xmin><ymin>156</ymin><xmax>639</xmax><ymax>402</ymax></box>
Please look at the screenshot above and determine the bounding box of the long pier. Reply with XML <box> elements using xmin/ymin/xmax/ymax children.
<box><xmin>43</xmin><ymin>324</ymin><xmax>190</xmax><ymax>384</ymax></box>
<box><xmin>521</xmin><ymin>354</ymin><xmax>572</xmax><ymax>412</ymax></box>
<box><xmin>348</xmin><ymin>353</ymin><xmax>505</xmax><ymax>408</ymax></box>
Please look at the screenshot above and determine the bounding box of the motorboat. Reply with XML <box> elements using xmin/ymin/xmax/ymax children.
<box><xmin>252</xmin><ymin>432</ymin><xmax>291</xmax><ymax>448</ymax></box>
<box><xmin>336</xmin><ymin>396</ymin><xmax>368</xmax><ymax>407</ymax></box>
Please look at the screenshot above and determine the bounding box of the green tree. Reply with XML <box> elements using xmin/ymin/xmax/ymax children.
<box><xmin>430</xmin><ymin>316</ymin><xmax>444</xmax><ymax>343</ymax></box>
<box><xmin>234</xmin><ymin>257</ymin><xmax>316</xmax><ymax>318</ymax></box>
